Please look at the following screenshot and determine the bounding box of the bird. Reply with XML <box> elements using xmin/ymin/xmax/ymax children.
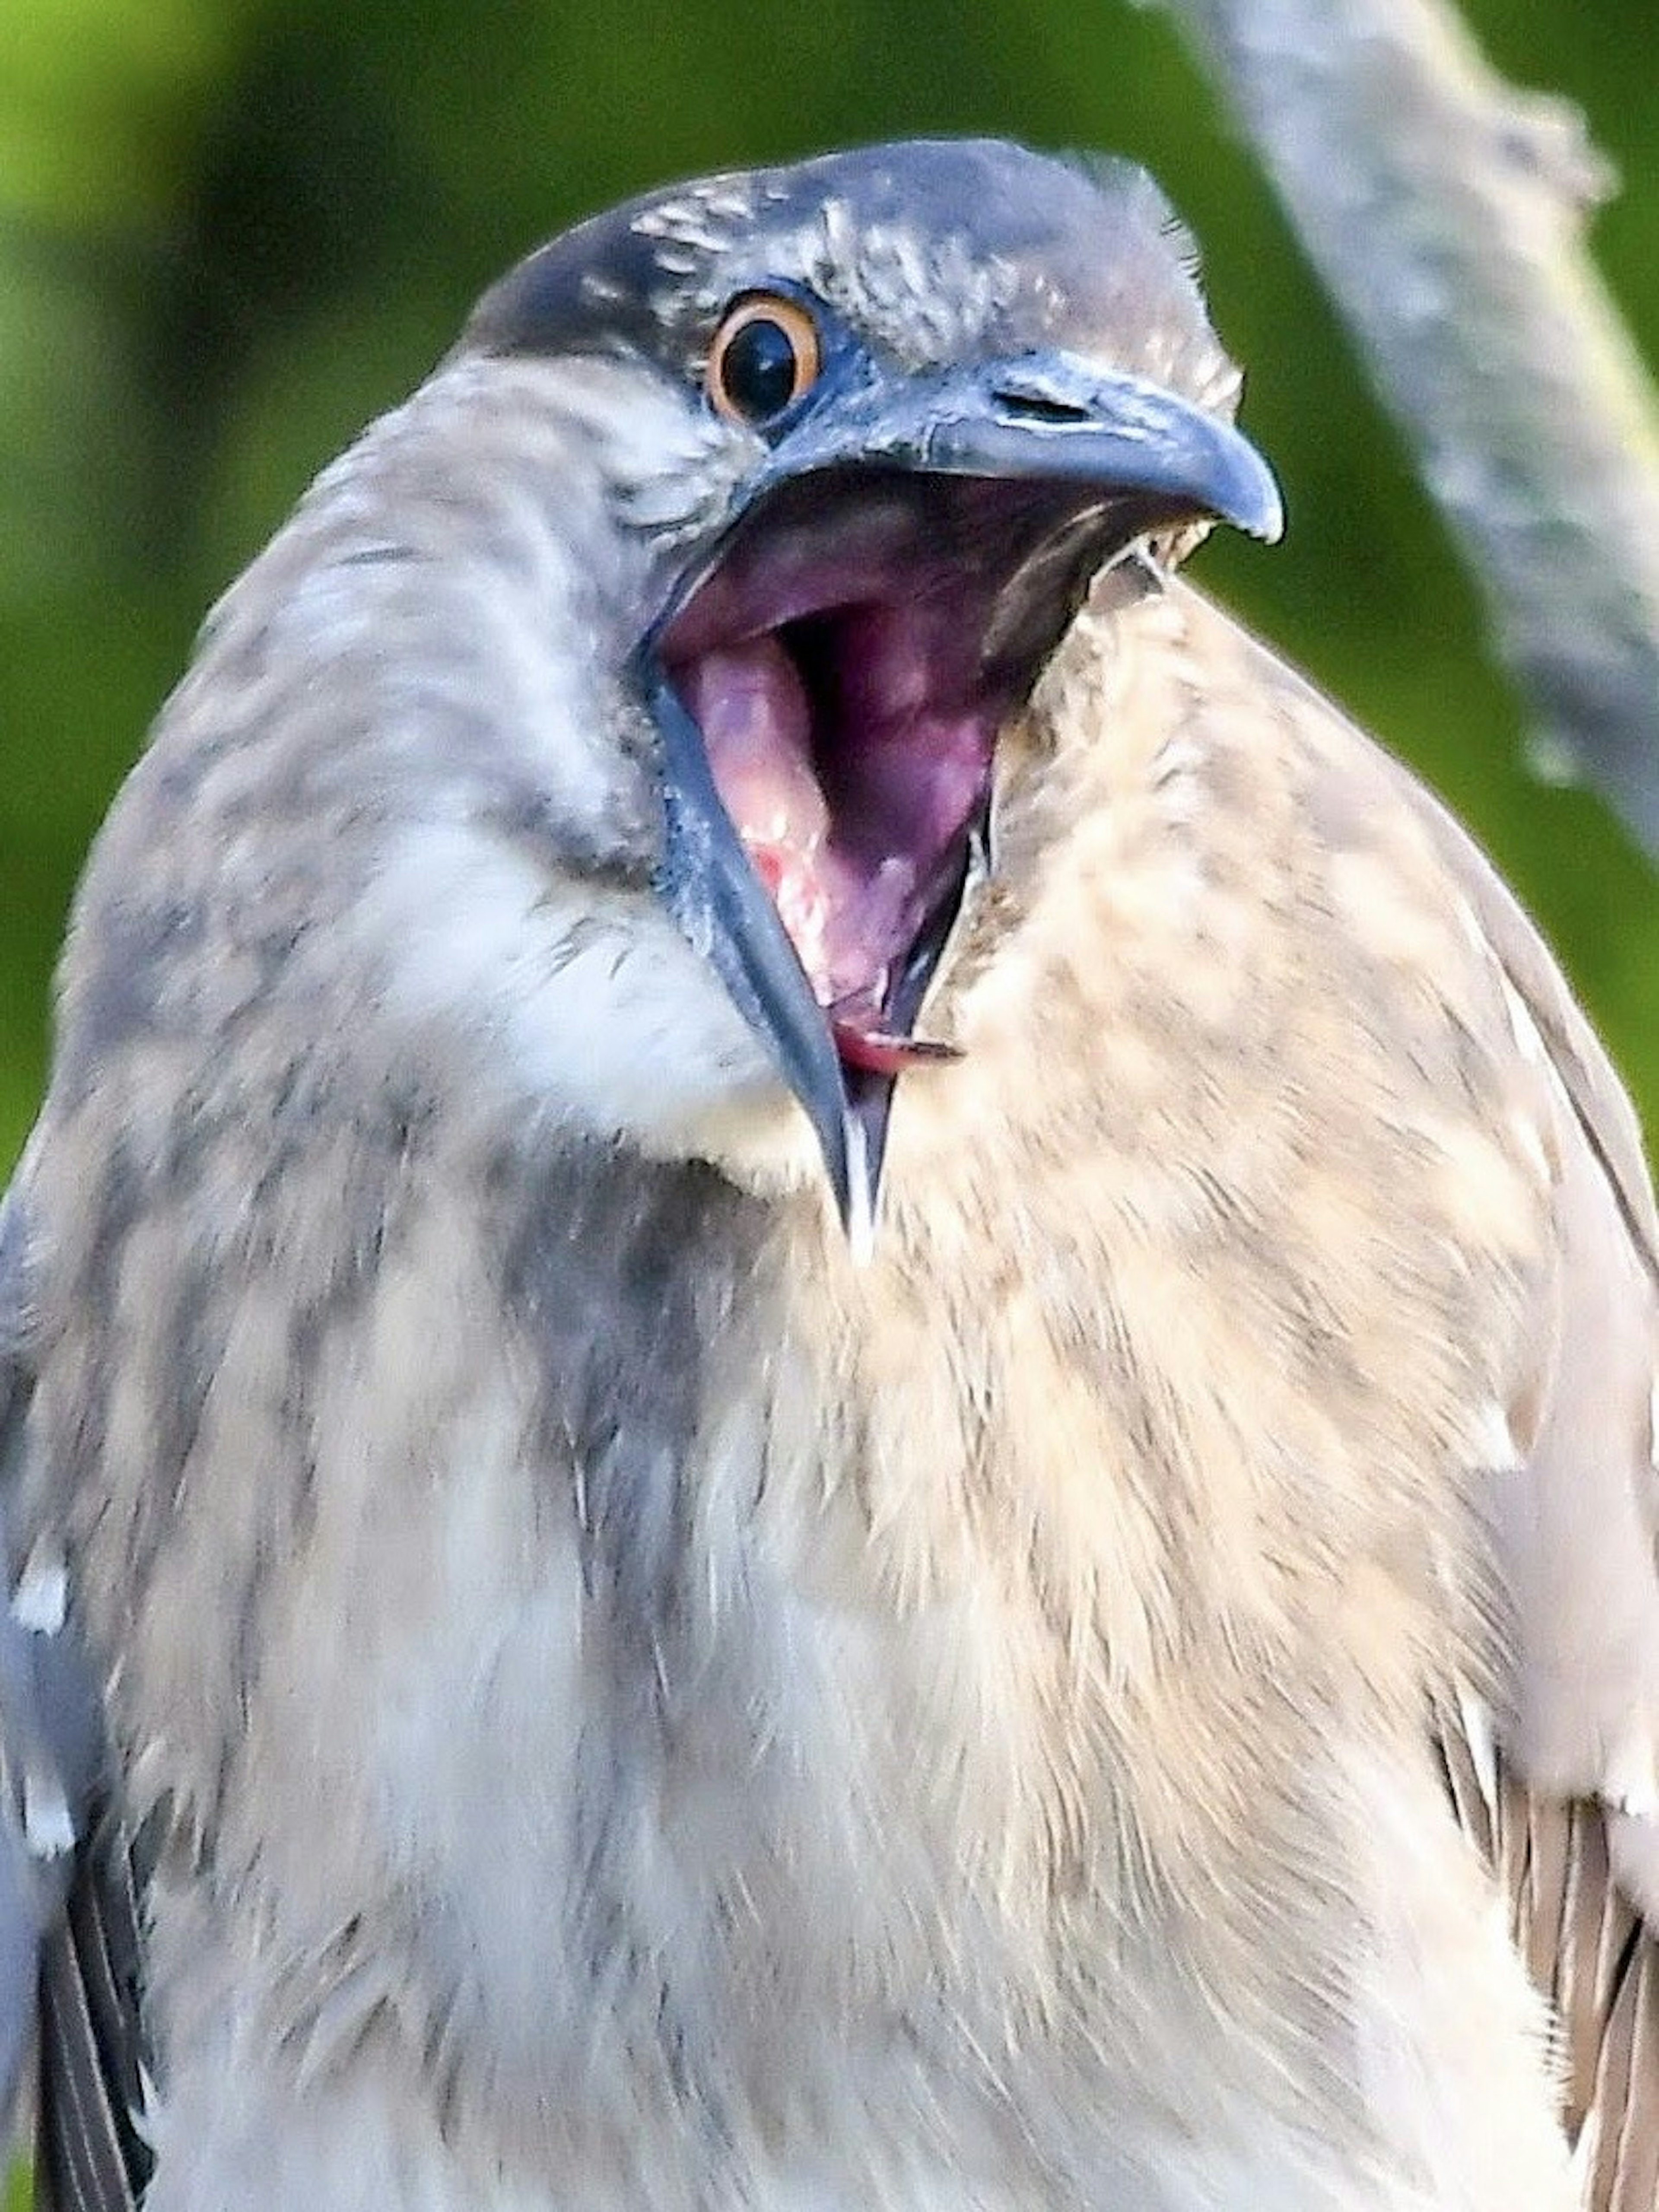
<box><xmin>0</xmin><ymin>132</ymin><xmax>1655</xmax><ymax>2212</ymax></box>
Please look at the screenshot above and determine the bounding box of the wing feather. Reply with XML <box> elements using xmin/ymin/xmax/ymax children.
<box><xmin>1187</xmin><ymin>579</ymin><xmax>1659</xmax><ymax>2207</ymax></box>
<box><xmin>0</xmin><ymin>1180</ymin><xmax>150</xmax><ymax>2209</ymax></box>
<box><xmin>35</xmin><ymin>1802</ymin><xmax>152</xmax><ymax>2212</ymax></box>
<box><xmin>1363</xmin><ymin>694</ymin><xmax>1659</xmax><ymax>2208</ymax></box>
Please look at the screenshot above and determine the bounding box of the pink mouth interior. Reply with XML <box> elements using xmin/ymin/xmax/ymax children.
<box><xmin>672</xmin><ymin>601</ymin><xmax>990</xmax><ymax>1069</ymax></box>
<box><xmin>660</xmin><ymin>473</ymin><xmax>1106</xmax><ymax>1074</ymax></box>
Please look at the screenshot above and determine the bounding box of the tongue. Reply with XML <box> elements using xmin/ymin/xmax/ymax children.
<box><xmin>829</xmin><ymin>1020</ymin><xmax>961</xmax><ymax>1074</ymax></box>
<box><xmin>677</xmin><ymin>639</ymin><xmax>835</xmax><ymax>987</ymax></box>
<box><xmin>676</xmin><ymin>635</ymin><xmax>963</xmax><ymax>1074</ymax></box>
<box><xmin>678</xmin><ymin>639</ymin><xmax>903</xmax><ymax>1007</ymax></box>
<box><xmin>679</xmin><ymin>639</ymin><xmax>826</xmax><ymax>862</ymax></box>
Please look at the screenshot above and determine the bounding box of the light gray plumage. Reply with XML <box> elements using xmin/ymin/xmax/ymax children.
<box><xmin>0</xmin><ymin>138</ymin><xmax>1656</xmax><ymax>2212</ymax></box>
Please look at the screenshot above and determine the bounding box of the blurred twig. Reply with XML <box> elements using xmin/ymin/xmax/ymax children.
<box><xmin>1157</xmin><ymin>0</ymin><xmax>1659</xmax><ymax>861</ymax></box>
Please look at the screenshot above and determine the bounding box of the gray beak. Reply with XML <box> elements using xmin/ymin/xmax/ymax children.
<box><xmin>750</xmin><ymin>349</ymin><xmax>1284</xmax><ymax>546</ymax></box>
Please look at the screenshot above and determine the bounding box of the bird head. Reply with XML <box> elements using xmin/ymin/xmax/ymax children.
<box><xmin>469</xmin><ymin>140</ymin><xmax>1281</xmax><ymax>1240</ymax></box>
<box><xmin>58</xmin><ymin>141</ymin><xmax>1280</xmax><ymax>1252</ymax></box>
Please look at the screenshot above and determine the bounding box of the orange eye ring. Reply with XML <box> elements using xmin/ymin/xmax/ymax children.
<box><xmin>706</xmin><ymin>294</ymin><xmax>823</xmax><ymax>428</ymax></box>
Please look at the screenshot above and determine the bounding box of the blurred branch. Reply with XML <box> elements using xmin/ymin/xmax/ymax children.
<box><xmin>1156</xmin><ymin>0</ymin><xmax>1659</xmax><ymax>861</ymax></box>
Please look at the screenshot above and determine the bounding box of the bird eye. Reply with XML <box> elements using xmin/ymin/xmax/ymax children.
<box><xmin>707</xmin><ymin>295</ymin><xmax>822</xmax><ymax>428</ymax></box>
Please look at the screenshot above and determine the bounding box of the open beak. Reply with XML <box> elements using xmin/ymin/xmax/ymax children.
<box><xmin>642</xmin><ymin>348</ymin><xmax>1282</xmax><ymax>1245</ymax></box>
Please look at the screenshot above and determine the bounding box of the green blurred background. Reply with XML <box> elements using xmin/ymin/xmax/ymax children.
<box><xmin>0</xmin><ymin>0</ymin><xmax>1655</xmax><ymax>1179</ymax></box>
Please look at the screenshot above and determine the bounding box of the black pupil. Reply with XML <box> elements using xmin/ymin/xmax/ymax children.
<box><xmin>723</xmin><ymin>317</ymin><xmax>800</xmax><ymax>421</ymax></box>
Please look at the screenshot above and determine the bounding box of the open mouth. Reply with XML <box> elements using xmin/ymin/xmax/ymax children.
<box><xmin>656</xmin><ymin>468</ymin><xmax>1119</xmax><ymax>1094</ymax></box>
<box><xmin>639</xmin><ymin>355</ymin><xmax>1280</xmax><ymax>1235</ymax></box>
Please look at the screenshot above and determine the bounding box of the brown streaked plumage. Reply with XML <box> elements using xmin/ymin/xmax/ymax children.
<box><xmin>0</xmin><ymin>138</ymin><xmax>1653</xmax><ymax>2212</ymax></box>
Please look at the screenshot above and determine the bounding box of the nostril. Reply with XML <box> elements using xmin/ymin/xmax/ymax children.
<box><xmin>991</xmin><ymin>381</ymin><xmax>1095</xmax><ymax>427</ymax></box>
